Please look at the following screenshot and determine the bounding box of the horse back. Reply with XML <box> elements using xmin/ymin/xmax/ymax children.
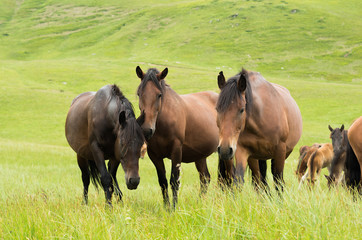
<box><xmin>348</xmin><ymin>116</ymin><xmax>362</xmax><ymax>161</ymax></box>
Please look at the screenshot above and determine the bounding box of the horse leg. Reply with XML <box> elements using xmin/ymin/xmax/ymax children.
<box><xmin>234</xmin><ymin>146</ymin><xmax>248</xmax><ymax>187</ymax></box>
<box><xmin>90</xmin><ymin>141</ymin><xmax>113</xmax><ymax>205</ymax></box>
<box><xmin>271</xmin><ymin>144</ymin><xmax>286</xmax><ymax>193</ymax></box>
<box><xmin>258</xmin><ymin>160</ymin><xmax>270</xmax><ymax>193</ymax></box>
<box><xmin>299</xmin><ymin>171</ymin><xmax>309</xmax><ymax>189</ymax></box>
<box><xmin>77</xmin><ymin>155</ymin><xmax>90</xmax><ymax>204</ymax></box>
<box><xmin>148</xmin><ymin>151</ymin><xmax>169</xmax><ymax>207</ymax></box>
<box><xmin>170</xmin><ymin>143</ymin><xmax>182</xmax><ymax>208</ymax></box>
<box><xmin>247</xmin><ymin>158</ymin><xmax>260</xmax><ymax>189</ymax></box>
<box><xmin>108</xmin><ymin>158</ymin><xmax>123</xmax><ymax>202</ymax></box>
<box><xmin>195</xmin><ymin>158</ymin><xmax>210</xmax><ymax>196</ymax></box>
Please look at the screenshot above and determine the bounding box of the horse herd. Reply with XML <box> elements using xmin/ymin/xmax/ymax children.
<box><xmin>65</xmin><ymin>66</ymin><xmax>361</xmax><ymax>207</ymax></box>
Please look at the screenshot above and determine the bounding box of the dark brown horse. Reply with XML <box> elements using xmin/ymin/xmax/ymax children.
<box><xmin>135</xmin><ymin>66</ymin><xmax>219</xmax><ymax>207</ymax></box>
<box><xmin>345</xmin><ymin>116</ymin><xmax>362</xmax><ymax>192</ymax></box>
<box><xmin>216</xmin><ymin>69</ymin><xmax>302</xmax><ymax>192</ymax></box>
<box><xmin>325</xmin><ymin>125</ymin><xmax>348</xmax><ymax>187</ymax></box>
<box><xmin>65</xmin><ymin>84</ymin><xmax>145</xmax><ymax>205</ymax></box>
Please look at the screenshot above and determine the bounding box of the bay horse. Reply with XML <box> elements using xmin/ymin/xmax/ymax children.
<box><xmin>216</xmin><ymin>69</ymin><xmax>302</xmax><ymax>192</ymax></box>
<box><xmin>135</xmin><ymin>66</ymin><xmax>219</xmax><ymax>208</ymax></box>
<box><xmin>295</xmin><ymin>144</ymin><xmax>321</xmax><ymax>181</ymax></box>
<box><xmin>65</xmin><ymin>84</ymin><xmax>145</xmax><ymax>205</ymax></box>
<box><xmin>345</xmin><ymin>116</ymin><xmax>362</xmax><ymax>192</ymax></box>
<box><xmin>325</xmin><ymin>125</ymin><xmax>348</xmax><ymax>187</ymax></box>
<box><xmin>299</xmin><ymin>143</ymin><xmax>333</xmax><ymax>187</ymax></box>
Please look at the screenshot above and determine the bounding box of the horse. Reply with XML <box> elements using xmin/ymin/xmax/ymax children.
<box><xmin>325</xmin><ymin>125</ymin><xmax>348</xmax><ymax>187</ymax></box>
<box><xmin>295</xmin><ymin>144</ymin><xmax>321</xmax><ymax>181</ymax></box>
<box><xmin>299</xmin><ymin>143</ymin><xmax>333</xmax><ymax>187</ymax></box>
<box><xmin>65</xmin><ymin>84</ymin><xmax>145</xmax><ymax>205</ymax></box>
<box><xmin>135</xmin><ymin>66</ymin><xmax>219</xmax><ymax>208</ymax></box>
<box><xmin>345</xmin><ymin>116</ymin><xmax>362</xmax><ymax>192</ymax></box>
<box><xmin>216</xmin><ymin>69</ymin><xmax>303</xmax><ymax>192</ymax></box>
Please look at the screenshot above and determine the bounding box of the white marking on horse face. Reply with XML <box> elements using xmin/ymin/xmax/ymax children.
<box><xmin>176</xmin><ymin>163</ymin><xmax>181</xmax><ymax>169</ymax></box>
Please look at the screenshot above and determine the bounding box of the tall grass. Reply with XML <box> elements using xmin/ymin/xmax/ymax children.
<box><xmin>0</xmin><ymin>0</ymin><xmax>361</xmax><ymax>239</ymax></box>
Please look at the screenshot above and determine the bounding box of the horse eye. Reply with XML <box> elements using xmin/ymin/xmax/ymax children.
<box><xmin>158</xmin><ymin>93</ymin><xmax>162</xmax><ymax>99</ymax></box>
<box><xmin>240</xmin><ymin>108</ymin><xmax>245</xmax><ymax>114</ymax></box>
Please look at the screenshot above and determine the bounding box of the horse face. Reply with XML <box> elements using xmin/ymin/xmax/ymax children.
<box><xmin>138</xmin><ymin>82</ymin><xmax>162</xmax><ymax>140</ymax></box>
<box><xmin>136</xmin><ymin>66</ymin><xmax>168</xmax><ymax>140</ymax></box>
<box><xmin>329</xmin><ymin>125</ymin><xmax>344</xmax><ymax>154</ymax></box>
<box><xmin>115</xmin><ymin>112</ymin><xmax>145</xmax><ymax>190</ymax></box>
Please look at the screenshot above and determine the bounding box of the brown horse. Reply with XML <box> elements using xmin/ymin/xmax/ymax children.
<box><xmin>135</xmin><ymin>66</ymin><xmax>219</xmax><ymax>207</ymax></box>
<box><xmin>345</xmin><ymin>116</ymin><xmax>362</xmax><ymax>192</ymax></box>
<box><xmin>216</xmin><ymin>69</ymin><xmax>302</xmax><ymax>192</ymax></box>
<box><xmin>65</xmin><ymin>84</ymin><xmax>145</xmax><ymax>205</ymax></box>
<box><xmin>325</xmin><ymin>125</ymin><xmax>348</xmax><ymax>187</ymax></box>
<box><xmin>299</xmin><ymin>143</ymin><xmax>333</xmax><ymax>187</ymax></box>
<box><xmin>295</xmin><ymin>144</ymin><xmax>321</xmax><ymax>181</ymax></box>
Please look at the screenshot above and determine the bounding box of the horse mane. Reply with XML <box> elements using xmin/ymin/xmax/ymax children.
<box><xmin>216</xmin><ymin>69</ymin><xmax>253</xmax><ymax>114</ymax></box>
<box><xmin>137</xmin><ymin>68</ymin><xmax>168</xmax><ymax>96</ymax></box>
<box><xmin>111</xmin><ymin>84</ymin><xmax>145</xmax><ymax>150</ymax></box>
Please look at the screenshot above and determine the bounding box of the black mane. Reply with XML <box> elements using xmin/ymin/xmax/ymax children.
<box><xmin>216</xmin><ymin>70</ymin><xmax>253</xmax><ymax>113</ymax></box>
<box><xmin>137</xmin><ymin>68</ymin><xmax>168</xmax><ymax>96</ymax></box>
<box><xmin>111</xmin><ymin>84</ymin><xmax>144</xmax><ymax>149</ymax></box>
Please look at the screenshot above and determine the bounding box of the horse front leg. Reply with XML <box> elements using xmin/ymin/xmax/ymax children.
<box><xmin>170</xmin><ymin>143</ymin><xmax>182</xmax><ymax>208</ymax></box>
<box><xmin>195</xmin><ymin>158</ymin><xmax>211</xmax><ymax>196</ymax></box>
<box><xmin>234</xmin><ymin>146</ymin><xmax>249</xmax><ymax>188</ymax></box>
<box><xmin>90</xmin><ymin>141</ymin><xmax>113</xmax><ymax>206</ymax></box>
<box><xmin>148</xmin><ymin>151</ymin><xmax>169</xmax><ymax>207</ymax></box>
<box><xmin>108</xmin><ymin>158</ymin><xmax>123</xmax><ymax>202</ymax></box>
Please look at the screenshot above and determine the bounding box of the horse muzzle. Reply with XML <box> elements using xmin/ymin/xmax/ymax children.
<box><xmin>217</xmin><ymin>145</ymin><xmax>235</xmax><ymax>161</ymax></box>
<box><xmin>142</xmin><ymin>127</ymin><xmax>154</xmax><ymax>140</ymax></box>
<box><xmin>126</xmin><ymin>177</ymin><xmax>140</xmax><ymax>190</ymax></box>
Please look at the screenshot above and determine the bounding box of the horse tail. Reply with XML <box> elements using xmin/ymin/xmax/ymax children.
<box><xmin>345</xmin><ymin>139</ymin><xmax>361</xmax><ymax>189</ymax></box>
<box><xmin>309</xmin><ymin>151</ymin><xmax>318</xmax><ymax>183</ymax></box>
<box><xmin>296</xmin><ymin>151</ymin><xmax>307</xmax><ymax>174</ymax></box>
<box><xmin>88</xmin><ymin>160</ymin><xmax>101</xmax><ymax>189</ymax></box>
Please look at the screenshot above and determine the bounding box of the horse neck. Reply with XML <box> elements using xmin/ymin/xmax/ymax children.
<box><xmin>161</xmin><ymin>86</ymin><xmax>183</xmax><ymax>110</ymax></box>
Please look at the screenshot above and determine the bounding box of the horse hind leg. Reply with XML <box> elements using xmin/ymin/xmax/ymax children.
<box><xmin>77</xmin><ymin>155</ymin><xmax>90</xmax><ymax>204</ymax></box>
<box><xmin>271</xmin><ymin>145</ymin><xmax>287</xmax><ymax>194</ymax></box>
<box><xmin>195</xmin><ymin>158</ymin><xmax>211</xmax><ymax>196</ymax></box>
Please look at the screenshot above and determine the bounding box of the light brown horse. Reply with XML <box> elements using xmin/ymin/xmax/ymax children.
<box><xmin>65</xmin><ymin>85</ymin><xmax>145</xmax><ymax>205</ymax></box>
<box><xmin>216</xmin><ymin>69</ymin><xmax>303</xmax><ymax>192</ymax></box>
<box><xmin>135</xmin><ymin>66</ymin><xmax>219</xmax><ymax>207</ymax></box>
<box><xmin>295</xmin><ymin>144</ymin><xmax>321</xmax><ymax>181</ymax></box>
<box><xmin>299</xmin><ymin>143</ymin><xmax>333</xmax><ymax>187</ymax></box>
<box><xmin>345</xmin><ymin>116</ymin><xmax>362</xmax><ymax>191</ymax></box>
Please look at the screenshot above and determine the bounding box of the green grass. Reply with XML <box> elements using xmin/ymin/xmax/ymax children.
<box><xmin>0</xmin><ymin>0</ymin><xmax>361</xmax><ymax>239</ymax></box>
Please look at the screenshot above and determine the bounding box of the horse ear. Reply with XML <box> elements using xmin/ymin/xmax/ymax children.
<box><xmin>340</xmin><ymin>124</ymin><xmax>344</xmax><ymax>131</ymax></box>
<box><xmin>136</xmin><ymin>66</ymin><xmax>144</xmax><ymax>80</ymax></box>
<box><xmin>328</xmin><ymin>125</ymin><xmax>333</xmax><ymax>132</ymax></box>
<box><xmin>119</xmin><ymin>111</ymin><xmax>127</xmax><ymax>128</ymax></box>
<box><xmin>159</xmin><ymin>67</ymin><xmax>168</xmax><ymax>80</ymax></box>
<box><xmin>238</xmin><ymin>69</ymin><xmax>247</xmax><ymax>92</ymax></box>
<box><xmin>217</xmin><ymin>71</ymin><xmax>226</xmax><ymax>89</ymax></box>
<box><xmin>136</xmin><ymin>111</ymin><xmax>145</xmax><ymax>126</ymax></box>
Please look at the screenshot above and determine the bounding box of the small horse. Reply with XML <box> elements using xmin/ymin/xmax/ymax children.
<box><xmin>295</xmin><ymin>144</ymin><xmax>321</xmax><ymax>181</ymax></box>
<box><xmin>325</xmin><ymin>125</ymin><xmax>348</xmax><ymax>187</ymax></box>
<box><xmin>216</xmin><ymin>69</ymin><xmax>303</xmax><ymax>192</ymax></box>
<box><xmin>299</xmin><ymin>143</ymin><xmax>333</xmax><ymax>187</ymax></box>
<box><xmin>135</xmin><ymin>66</ymin><xmax>219</xmax><ymax>207</ymax></box>
<box><xmin>65</xmin><ymin>84</ymin><xmax>145</xmax><ymax>205</ymax></box>
<box><xmin>345</xmin><ymin>116</ymin><xmax>362</xmax><ymax>192</ymax></box>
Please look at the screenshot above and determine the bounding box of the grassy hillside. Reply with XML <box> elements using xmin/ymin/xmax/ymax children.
<box><xmin>0</xmin><ymin>0</ymin><xmax>361</xmax><ymax>239</ymax></box>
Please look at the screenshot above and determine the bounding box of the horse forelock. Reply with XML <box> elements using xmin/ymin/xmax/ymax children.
<box><xmin>137</xmin><ymin>68</ymin><xmax>167</xmax><ymax>96</ymax></box>
<box><xmin>216</xmin><ymin>72</ymin><xmax>253</xmax><ymax>113</ymax></box>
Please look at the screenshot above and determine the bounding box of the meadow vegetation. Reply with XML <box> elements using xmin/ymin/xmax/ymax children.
<box><xmin>0</xmin><ymin>0</ymin><xmax>361</xmax><ymax>239</ymax></box>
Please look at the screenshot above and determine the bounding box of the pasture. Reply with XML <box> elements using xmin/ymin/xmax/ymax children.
<box><xmin>0</xmin><ymin>0</ymin><xmax>361</xmax><ymax>239</ymax></box>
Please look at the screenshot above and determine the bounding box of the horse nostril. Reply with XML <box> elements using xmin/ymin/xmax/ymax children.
<box><xmin>229</xmin><ymin>147</ymin><xmax>233</xmax><ymax>156</ymax></box>
<box><xmin>217</xmin><ymin>146</ymin><xmax>221</xmax><ymax>154</ymax></box>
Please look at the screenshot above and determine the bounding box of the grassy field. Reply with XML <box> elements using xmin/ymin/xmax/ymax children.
<box><xmin>0</xmin><ymin>0</ymin><xmax>361</xmax><ymax>239</ymax></box>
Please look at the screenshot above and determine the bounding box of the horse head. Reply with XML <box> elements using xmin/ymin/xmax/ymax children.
<box><xmin>216</xmin><ymin>70</ymin><xmax>247</xmax><ymax>162</ymax></box>
<box><xmin>136</xmin><ymin>66</ymin><xmax>168</xmax><ymax>140</ymax></box>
